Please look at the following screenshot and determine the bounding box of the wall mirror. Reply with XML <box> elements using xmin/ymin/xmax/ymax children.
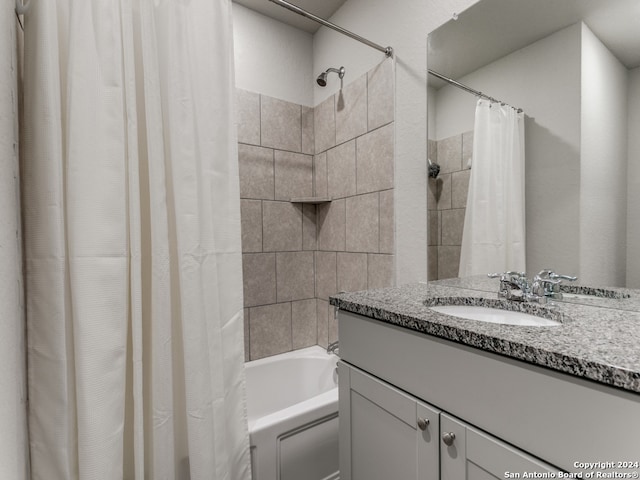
<box><xmin>427</xmin><ymin>0</ymin><xmax>640</xmax><ymax>307</ymax></box>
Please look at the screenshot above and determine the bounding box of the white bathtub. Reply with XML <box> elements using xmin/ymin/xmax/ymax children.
<box><xmin>245</xmin><ymin>346</ymin><xmax>339</xmax><ymax>480</ymax></box>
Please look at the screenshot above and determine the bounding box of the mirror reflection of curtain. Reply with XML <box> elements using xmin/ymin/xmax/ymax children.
<box><xmin>459</xmin><ymin>99</ymin><xmax>526</xmax><ymax>277</ymax></box>
<box><xmin>20</xmin><ymin>1</ymin><xmax>251</xmax><ymax>479</ymax></box>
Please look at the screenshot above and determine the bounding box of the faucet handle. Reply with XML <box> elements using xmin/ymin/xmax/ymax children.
<box><xmin>549</xmin><ymin>272</ymin><xmax>577</xmax><ymax>282</ymax></box>
<box><xmin>488</xmin><ymin>271</ymin><xmax>526</xmax><ymax>280</ymax></box>
<box><xmin>536</xmin><ymin>269</ymin><xmax>577</xmax><ymax>282</ymax></box>
<box><xmin>489</xmin><ymin>272</ymin><xmax>528</xmax><ymax>289</ymax></box>
<box><xmin>536</xmin><ymin>269</ymin><xmax>553</xmax><ymax>278</ymax></box>
<box><xmin>506</xmin><ymin>271</ymin><xmax>526</xmax><ymax>277</ymax></box>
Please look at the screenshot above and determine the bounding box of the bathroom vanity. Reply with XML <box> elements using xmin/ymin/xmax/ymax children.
<box><xmin>331</xmin><ymin>281</ymin><xmax>640</xmax><ymax>480</ymax></box>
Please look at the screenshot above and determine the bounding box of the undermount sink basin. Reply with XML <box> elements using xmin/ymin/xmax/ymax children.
<box><xmin>429</xmin><ymin>305</ymin><xmax>561</xmax><ymax>327</ymax></box>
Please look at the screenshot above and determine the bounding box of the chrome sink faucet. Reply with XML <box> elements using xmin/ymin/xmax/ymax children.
<box><xmin>531</xmin><ymin>269</ymin><xmax>577</xmax><ymax>300</ymax></box>
<box><xmin>488</xmin><ymin>270</ymin><xmax>577</xmax><ymax>304</ymax></box>
<box><xmin>327</xmin><ymin>341</ymin><xmax>339</xmax><ymax>355</ymax></box>
<box><xmin>488</xmin><ymin>271</ymin><xmax>529</xmax><ymax>301</ymax></box>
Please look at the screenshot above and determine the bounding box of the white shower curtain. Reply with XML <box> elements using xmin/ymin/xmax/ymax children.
<box><xmin>21</xmin><ymin>1</ymin><xmax>251</xmax><ymax>479</ymax></box>
<box><xmin>0</xmin><ymin>1</ymin><xmax>28</xmax><ymax>478</ymax></box>
<box><xmin>459</xmin><ymin>99</ymin><xmax>526</xmax><ymax>277</ymax></box>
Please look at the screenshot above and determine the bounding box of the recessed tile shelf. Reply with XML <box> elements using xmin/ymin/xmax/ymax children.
<box><xmin>290</xmin><ymin>197</ymin><xmax>332</xmax><ymax>204</ymax></box>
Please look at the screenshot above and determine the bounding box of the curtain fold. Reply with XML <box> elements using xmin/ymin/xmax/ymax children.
<box><xmin>0</xmin><ymin>0</ymin><xmax>28</xmax><ymax>478</ymax></box>
<box><xmin>459</xmin><ymin>99</ymin><xmax>526</xmax><ymax>277</ymax></box>
<box><xmin>21</xmin><ymin>1</ymin><xmax>251</xmax><ymax>479</ymax></box>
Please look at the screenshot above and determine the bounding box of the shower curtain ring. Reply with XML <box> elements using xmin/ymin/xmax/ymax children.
<box><xmin>15</xmin><ymin>0</ymin><xmax>31</xmax><ymax>15</ymax></box>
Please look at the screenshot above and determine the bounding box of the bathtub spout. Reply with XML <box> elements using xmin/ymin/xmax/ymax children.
<box><xmin>327</xmin><ymin>341</ymin><xmax>339</xmax><ymax>355</ymax></box>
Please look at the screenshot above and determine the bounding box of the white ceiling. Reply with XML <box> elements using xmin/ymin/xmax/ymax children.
<box><xmin>428</xmin><ymin>0</ymin><xmax>640</xmax><ymax>87</ymax></box>
<box><xmin>233</xmin><ymin>0</ymin><xmax>639</xmax><ymax>80</ymax></box>
<box><xmin>232</xmin><ymin>0</ymin><xmax>348</xmax><ymax>33</ymax></box>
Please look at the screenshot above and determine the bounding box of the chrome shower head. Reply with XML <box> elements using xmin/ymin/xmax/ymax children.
<box><xmin>316</xmin><ymin>66</ymin><xmax>345</xmax><ymax>87</ymax></box>
<box><xmin>316</xmin><ymin>72</ymin><xmax>328</xmax><ymax>87</ymax></box>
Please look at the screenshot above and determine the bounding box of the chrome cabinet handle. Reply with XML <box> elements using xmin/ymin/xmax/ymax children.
<box><xmin>417</xmin><ymin>417</ymin><xmax>430</xmax><ymax>431</ymax></box>
<box><xmin>442</xmin><ymin>432</ymin><xmax>456</xmax><ymax>446</ymax></box>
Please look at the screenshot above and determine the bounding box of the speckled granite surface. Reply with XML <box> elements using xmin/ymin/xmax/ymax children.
<box><xmin>436</xmin><ymin>275</ymin><xmax>638</xmax><ymax>309</ymax></box>
<box><xmin>330</xmin><ymin>281</ymin><xmax>640</xmax><ymax>394</ymax></box>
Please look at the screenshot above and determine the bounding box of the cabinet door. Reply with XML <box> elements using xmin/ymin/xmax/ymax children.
<box><xmin>339</xmin><ymin>362</ymin><xmax>440</xmax><ymax>480</ymax></box>
<box><xmin>440</xmin><ymin>413</ymin><xmax>559</xmax><ymax>480</ymax></box>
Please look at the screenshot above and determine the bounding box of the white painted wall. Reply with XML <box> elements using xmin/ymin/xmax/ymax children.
<box><xmin>313</xmin><ymin>0</ymin><xmax>478</xmax><ymax>285</ymax></box>
<box><xmin>433</xmin><ymin>24</ymin><xmax>582</xmax><ymax>277</ymax></box>
<box><xmin>580</xmin><ymin>24</ymin><xmax>628</xmax><ymax>286</ymax></box>
<box><xmin>434</xmin><ymin>24</ymin><xmax>581</xmax><ymax>144</ymax></box>
<box><xmin>427</xmin><ymin>85</ymin><xmax>437</xmax><ymax>143</ymax></box>
<box><xmin>627</xmin><ymin>67</ymin><xmax>640</xmax><ymax>288</ymax></box>
<box><xmin>232</xmin><ymin>3</ymin><xmax>314</xmax><ymax>106</ymax></box>
<box><xmin>0</xmin><ymin>1</ymin><xmax>28</xmax><ymax>477</ymax></box>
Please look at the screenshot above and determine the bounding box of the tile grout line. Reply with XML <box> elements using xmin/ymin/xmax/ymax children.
<box><xmin>260</xmin><ymin>199</ymin><xmax>264</xmax><ymax>254</ymax></box>
<box><xmin>246</xmin><ymin>307</ymin><xmax>251</xmax><ymax>361</ymax></box>
<box><xmin>323</xmin><ymin>119</ymin><xmax>393</xmax><ymax>153</ymax></box>
<box><xmin>259</xmin><ymin>94</ymin><xmax>262</xmax><ymax>148</ymax></box>
<box><xmin>366</xmin><ymin>68</ymin><xmax>370</xmax><ymax>134</ymax></box>
<box><xmin>289</xmin><ymin>300</ymin><xmax>293</xmax><ymax>353</ymax></box>
<box><xmin>312</xmin><ymin>152</ymin><xmax>316</xmax><ymax>197</ymax></box>
<box><xmin>348</xmin><ymin>139</ymin><xmax>358</xmax><ymax>198</ymax></box>
<box><xmin>342</xmin><ymin>196</ymin><xmax>347</xmax><ymax>254</ymax></box>
<box><xmin>273</xmin><ymin>250</ymin><xmax>278</xmax><ymax>308</ymax></box>
<box><xmin>245</xmin><ymin>296</ymin><xmax>318</xmax><ymax>309</ymax></box>
<box><xmin>333</xmin><ymin>93</ymin><xmax>338</xmax><ymax>153</ymax></box>
<box><xmin>272</xmin><ymin>148</ymin><xmax>276</xmax><ymax>201</ymax></box>
<box><xmin>300</xmin><ymin>202</ymin><xmax>304</xmax><ymax>252</ymax></box>
<box><xmin>312</xmin><ymin>251</ymin><xmax>317</xmax><ymax>345</ymax></box>
<box><xmin>378</xmin><ymin>192</ymin><xmax>381</xmax><ymax>257</ymax></box>
<box><xmin>240</xmin><ymin>141</ymin><xmax>315</xmax><ymax>157</ymax></box>
<box><xmin>313</xmin><ymin>249</ymin><xmax>318</xmax><ymax>305</ymax></box>
<box><xmin>366</xmin><ymin>250</ymin><xmax>370</xmax><ymax>291</ymax></box>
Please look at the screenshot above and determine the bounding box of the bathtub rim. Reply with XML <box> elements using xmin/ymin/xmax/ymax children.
<box><xmin>244</xmin><ymin>345</ymin><xmax>337</xmax><ymax>368</ymax></box>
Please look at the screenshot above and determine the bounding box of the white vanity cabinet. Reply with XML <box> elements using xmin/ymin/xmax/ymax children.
<box><xmin>338</xmin><ymin>363</ymin><xmax>440</xmax><ymax>480</ymax></box>
<box><xmin>339</xmin><ymin>362</ymin><xmax>557</xmax><ymax>480</ymax></box>
<box><xmin>338</xmin><ymin>310</ymin><xmax>640</xmax><ymax>476</ymax></box>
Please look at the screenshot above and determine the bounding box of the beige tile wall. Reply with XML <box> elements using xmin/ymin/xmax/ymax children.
<box><xmin>238</xmin><ymin>58</ymin><xmax>395</xmax><ymax>360</ymax></box>
<box><xmin>314</xmin><ymin>59</ymin><xmax>395</xmax><ymax>348</ymax></box>
<box><xmin>427</xmin><ymin>131</ymin><xmax>473</xmax><ymax>280</ymax></box>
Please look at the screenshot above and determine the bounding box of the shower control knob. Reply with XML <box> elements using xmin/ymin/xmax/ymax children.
<box><xmin>417</xmin><ymin>417</ymin><xmax>430</xmax><ymax>431</ymax></box>
<box><xmin>442</xmin><ymin>432</ymin><xmax>456</xmax><ymax>446</ymax></box>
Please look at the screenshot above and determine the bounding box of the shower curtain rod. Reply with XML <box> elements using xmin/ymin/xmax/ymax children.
<box><xmin>268</xmin><ymin>0</ymin><xmax>393</xmax><ymax>57</ymax></box>
<box><xmin>428</xmin><ymin>69</ymin><xmax>523</xmax><ymax>113</ymax></box>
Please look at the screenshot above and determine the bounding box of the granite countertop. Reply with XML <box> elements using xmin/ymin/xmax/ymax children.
<box><xmin>329</xmin><ymin>281</ymin><xmax>640</xmax><ymax>394</ymax></box>
<box><xmin>435</xmin><ymin>275</ymin><xmax>640</xmax><ymax>310</ymax></box>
